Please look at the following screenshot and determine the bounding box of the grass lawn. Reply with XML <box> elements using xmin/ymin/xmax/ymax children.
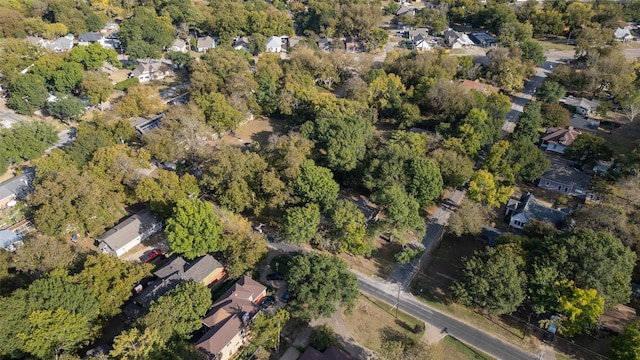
<box><xmin>533</xmin><ymin>38</ymin><xmax>575</xmax><ymax>52</ymax></box>
<box><xmin>344</xmin><ymin>295</ymin><xmax>424</xmax><ymax>352</ymax></box>
<box><xmin>598</xmin><ymin>124</ymin><xmax>640</xmax><ymax>157</ymax></box>
<box><xmin>439</xmin><ymin>336</ymin><xmax>496</xmax><ymax>360</ymax></box>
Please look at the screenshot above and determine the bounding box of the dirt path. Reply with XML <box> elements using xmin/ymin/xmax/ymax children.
<box><xmin>310</xmin><ymin>308</ymin><xmax>376</xmax><ymax>360</ymax></box>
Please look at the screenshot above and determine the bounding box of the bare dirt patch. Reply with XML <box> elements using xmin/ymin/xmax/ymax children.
<box><xmin>214</xmin><ymin>117</ymin><xmax>288</xmax><ymax>149</ymax></box>
<box><xmin>339</xmin><ymin>238</ymin><xmax>403</xmax><ymax>279</ymax></box>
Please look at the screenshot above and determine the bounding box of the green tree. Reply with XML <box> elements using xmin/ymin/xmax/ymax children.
<box><xmin>395</xmin><ymin>247</ymin><xmax>422</xmax><ymax>265</ymax></box>
<box><xmin>251</xmin><ymin>309</ymin><xmax>290</xmax><ymax>350</ymax></box>
<box><xmin>371</xmin><ymin>185</ymin><xmax>426</xmax><ymax>237</ymax></box>
<box><xmin>165</xmin><ymin>51</ymin><xmax>193</xmax><ymax>68</ymax></box>
<box><xmin>142</xmin><ymin>282</ymin><xmax>212</xmax><ymax>340</ymax></box>
<box><xmin>51</xmin><ymin>62</ymin><xmax>84</xmax><ymax>94</ymax></box>
<box><xmin>565</xmin><ymin>134</ymin><xmax>613</xmax><ymax>166</ymax></box>
<box><xmin>12</xmin><ymin>232</ymin><xmax>77</xmax><ymax>277</ymax></box>
<box><xmin>7</xmin><ymin>74</ymin><xmax>49</xmax><ymax>115</ymax></box>
<box><xmin>166</xmin><ymin>199</ymin><xmax>223</xmax><ymax>260</ymax></box>
<box><xmin>294</xmin><ymin>159</ymin><xmax>339</xmax><ymax>209</ymax></box>
<box><xmin>447</xmin><ymin>200</ymin><xmax>488</xmax><ymax>236</ymax></box>
<box><xmin>451</xmin><ymin>245</ymin><xmax>527</xmax><ymax>315</ymax></box>
<box><xmin>429</xmin><ymin>148</ymin><xmax>475</xmax><ymax>188</ymax></box>
<box><xmin>519</xmin><ymin>40</ymin><xmax>547</xmax><ymax>66</ymax></box>
<box><xmin>79</xmin><ymin>71</ymin><xmax>114</xmax><ymax>107</ymax></box>
<box><xmin>118</xmin><ymin>7</ymin><xmax>174</xmax><ymax>59</ymax></box>
<box><xmin>537</xmin><ymin>81</ymin><xmax>566</xmax><ymax>104</ymax></box>
<box><xmin>511</xmin><ymin>102</ymin><xmax>543</xmax><ymax>144</ymax></box>
<box><xmin>408</xmin><ymin>157</ymin><xmax>443</xmax><ymax>207</ymax></box>
<box><xmin>309</xmin><ymin>324</ymin><xmax>338</xmax><ymax>352</ymax></box>
<box><xmin>76</xmin><ymin>254</ymin><xmax>151</xmax><ymax>319</ymax></box>
<box><xmin>110</xmin><ymin>327</ymin><xmax>162</xmax><ymax>360</ymax></box>
<box><xmin>555</xmin><ymin>280</ymin><xmax>604</xmax><ymax>337</ymax></box>
<box><xmin>18</xmin><ymin>308</ymin><xmax>92</xmax><ymax>360</ymax></box>
<box><xmin>135</xmin><ymin>170</ymin><xmax>200</xmax><ymax>219</ymax></box>
<box><xmin>329</xmin><ymin>199</ymin><xmax>371</xmax><ymax>256</ymax></box>
<box><xmin>69</xmin><ymin>43</ymin><xmax>119</xmax><ymax>71</ymax></box>
<box><xmin>48</xmin><ymin>96</ymin><xmax>86</xmax><ymax>122</ymax></box>
<box><xmin>507</xmin><ymin>140</ymin><xmax>551</xmax><ymax>182</ymax></box>
<box><xmin>467</xmin><ymin>170</ymin><xmax>513</xmax><ymax>207</ymax></box>
<box><xmin>286</xmin><ymin>253</ymin><xmax>359</xmax><ymax>321</ymax></box>
<box><xmin>610</xmin><ymin>321</ymin><xmax>640</xmax><ymax>360</ymax></box>
<box><xmin>487</xmin><ymin>47</ymin><xmax>535</xmax><ymax>94</ymax></box>
<box><xmin>216</xmin><ymin>208</ymin><xmax>268</xmax><ymax>279</ymax></box>
<box><xmin>115</xmin><ymin>84</ymin><xmax>165</xmax><ymax>119</ymax></box>
<box><xmin>541</xmin><ymin>103</ymin><xmax>571</xmax><ymax>127</ymax></box>
<box><xmin>195</xmin><ymin>91</ymin><xmax>244</xmax><ymax>132</ymax></box>
<box><xmin>281</xmin><ymin>204</ymin><xmax>321</xmax><ymax>245</ymax></box>
<box><xmin>368</xmin><ymin>71</ymin><xmax>406</xmax><ymax>119</ymax></box>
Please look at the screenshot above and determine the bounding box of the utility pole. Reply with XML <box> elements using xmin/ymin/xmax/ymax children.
<box><xmin>395</xmin><ymin>282</ymin><xmax>401</xmax><ymax>319</ymax></box>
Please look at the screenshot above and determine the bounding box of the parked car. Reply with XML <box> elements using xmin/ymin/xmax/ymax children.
<box><xmin>266</xmin><ymin>273</ymin><xmax>285</xmax><ymax>281</ymax></box>
<box><xmin>143</xmin><ymin>248</ymin><xmax>163</xmax><ymax>263</ymax></box>
<box><xmin>281</xmin><ymin>291</ymin><xmax>290</xmax><ymax>303</ymax></box>
<box><xmin>260</xmin><ymin>296</ymin><xmax>276</xmax><ymax>310</ymax></box>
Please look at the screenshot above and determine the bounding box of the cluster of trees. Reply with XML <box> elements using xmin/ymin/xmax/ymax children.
<box><xmin>452</xmin><ymin>229</ymin><xmax>635</xmax><ymax>337</ymax></box>
<box><xmin>0</xmin><ymin>252</ymin><xmax>150</xmax><ymax>359</ymax></box>
<box><xmin>0</xmin><ymin>121</ymin><xmax>58</xmax><ymax>173</ymax></box>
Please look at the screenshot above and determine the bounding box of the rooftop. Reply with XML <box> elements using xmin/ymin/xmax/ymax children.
<box><xmin>97</xmin><ymin>210</ymin><xmax>160</xmax><ymax>253</ymax></box>
<box><xmin>507</xmin><ymin>193</ymin><xmax>568</xmax><ymax>228</ymax></box>
<box><xmin>79</xmin><ymin>32</ymin><xmax>103</xmax><ymax>42</ymax></box>
<box><xmin>0</xmin><ymin>168</ymin><xmax>35</xmax><ymax>202</ymax></box>
<box><xmin>540</xmin><ymin>160</ymin><xmax>592</xmax><ymax>189</ymax></box>
<box><xmin>541</xmin><ymin>126</ymin><xmax>581</xmax><ymax>147</ymax></box>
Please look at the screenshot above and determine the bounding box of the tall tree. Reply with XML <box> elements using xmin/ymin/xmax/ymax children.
<box><xmin>166</xmin><ymin>199</ymin><xmax>223</xmax><ymax>260</ymax></box>
<box><xmin>286</xmin><ymin>253</ymin><xmax>359</xmax><ymax>321</ymax></box>
<box><xmin>467</xmin><ymin>170</ymin><xmax>513</xmax><ymax>207</ymax></box>
<box><xmin>371</xmin><ymin>185</ymin><xmax>426</xmax><ymax>237</ymax></box>
<box><xmin>281</xmin><ymin>204</ymin><xmax>321</xmax><ymax>245</ymax></box>
<box><xmin>118</xmin><ymin>7</ymin><xmax>174</xmax><ymax>59</ymax></box>
<box><xmin>555</xmin><ymin>280</ymin><xmax>604</xmax><ymax>337</ymax></box>
<box><xmin>12</xmin><ymin>233</ymin><xmax>77</xmax><ymax>277</ymax></box>
<box><xmin>47</xmin><ymin>96</ymin><xmax>86</xmax><ymax>123</ymax></box>
<box><xmin>452</xmin><ymin>245</ymin><xmax>527</xmax><ymax>315</ymax></box>
<box><xmin>135</xmin><ymin>170</ymin><xmax>200</xmax><ymax>219</ymax></box>
<box><xmin>447</xmin><ymin>200</ymin><xmax>489</xmax><ymax>237</ymax></box>
<box><xmin>610</xmin><ymin>321</ymin><xmax>640</xmax><ymax>360</ymax></box>
<box><xmin>294</xmin><ymin>159</ymin><xmax>339</xmax><ymax>210</ymax></box>
<box><xmin>565</xmin><ymin>134</ymin><xmax>613</xmax><ymax>166</ymax></box>
<box><xmin>7</xmin><ymin>74</ymin><xmax>49</xmax><ymax>115</ymax></box>
<box><xmin>251</xmin><ymin>309</ymin><xmax>291</xmax><ymax>350</ymax></box>
<box><xmin>79</xmin><ymin>71</ymin><xmax>113</xmax><ymax>107</ymax></box>
<box><xmin>329</xmin><ymin>199</ymin><xmax>371</xmax><ymax>256</ymax></box>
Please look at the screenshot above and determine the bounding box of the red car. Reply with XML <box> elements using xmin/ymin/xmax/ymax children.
<box><xmin>143</xmin><ymin>249</ymin><xmax>163</xmax><ymax>263</ymax></box>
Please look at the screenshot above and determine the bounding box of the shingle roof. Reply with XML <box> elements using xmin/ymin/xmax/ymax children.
<box><xmin>0</xmin><ymin>168</ymin><xmax>35</xmax><ymax>202</ymax></box>
<box><xmin>197</xmin><ymin>36</ymin><xmax>215</xmax><ymax>49</ymax></box>
<box><xmin>266</xmin><ymin>36</ymin><xmax>282</xmax><ymax>49</ymax></box>
<box><xmin>97</xmin><ymin>210</ymin><xmax>160</xmax><ymax>253</ymax></box>
<box><xmin>512</xmin><ymin>193</ymin><xmax>567</xmax><ymax>227</ymax></box>
<box><xmin>79</xmin><ymin>32</ymin><xmax>103</xmax><ymax>42</ymax></box>
<box><xmin>0</xmin><ymin>229</ymin><xmax>22</xmax><ymax>251</ymax></box>
<box><xmin>541</xmin><ymin>126</ymin><xmax>581</xmax><ymax>147</ymax></box>
<box><xmin>540</xmin><ymin>160</ymin><xmax>592</xmax><ymax>189</ymax></box>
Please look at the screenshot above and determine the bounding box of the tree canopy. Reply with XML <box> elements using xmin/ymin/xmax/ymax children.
<box><xmin>165</xmin><ymin>199</ymin><xmax>223</xmax><ymax>260</ymax></box>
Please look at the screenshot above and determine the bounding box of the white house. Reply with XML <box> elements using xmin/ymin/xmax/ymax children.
<box><xmin>233</xmin><ymin>37</ymin><xmax>251</xmax><ymax>52</ymax></box>
<box><xmin>562</xmin><ymin>96</ymin><xmax>600</xmax><ymax>116</ymax></box>
<box><xmin>539</xmin><ymin>160</ymin><xmax>598</xmax><ymax>201</ymax></box>
<box><xmin>411</xmin><ymin>34</ymin><xmax>433</xmax><ymax>52</ymax></box>
<box><xmin>97</xmin><ymin>210</ymin><xmax>162</xmax><ymax>258</ymax></box>
<box><xmin>0</xmin><ymin>168</ymin><xmax>35</xmax><ymax>209</ymax></box>
<box><xmin>505</xmin><ymin>193</ymin><xmax>568</xmax><ymax>230</ymax></box>
<box><xmin>129</xmin><ymin>61</ymin><xmax>173</xmax><ymax>82</ymax></box>
<box><xmin>615</xmin><ymin>27</ymin><xmax>633</xmax><ymax>42</ymax></box>
<box><xmin>442</xmin><ymin>29</ymin><xmax>474</xmax><ymax>49</ymax></box>
<box><xmin>196</xmin><ymin>36</ymin><xmax>216</xmax><ymax>52</ymax></box>
<box><xmin>170</xmin><ymin>38</ymin><xmax>188</xmax><ymax>53</ymax></box>
<box><xmin>266</xmin><ymin>36</ymin><xmax>283</xmax><ymax>53</ymax></box>
<box><xmin>540</xmin><ymin>126</ymin><xmax>581</xmax><ymax>154</ymax></box>
<box><xmin>46</xmin><ymin>34</ymin><xmax>74</xmax><ymax>52</ymax></box>
<box><xmin>78</xmin><ymin>32</ymin><xmax>106</xmax><ymax>47</ymax></box>
<box><xmin>0</xmin><ymin>229</ymin><xmax>23</xmax><ymax>252</ymax></box>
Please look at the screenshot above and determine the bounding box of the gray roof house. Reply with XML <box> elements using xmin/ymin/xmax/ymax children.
<box><xmin>47</xmin><ymin>35</ymin><xmax>74</xmax><ymax>52</ymax></box>
<box><xmin>469</xmin><ymin>32</ymin><xmax>497</xmax><ymax>47</ymax></box>
<box><xmin>78</xmin><ymin>32</ymin><xmax>105</xmax><ymax>46</ymax></box>
<box><xmin>233</xmin><ymin>37</ymin><xmax>251</xmax><ymax>52</ymax></box>
<box><xmin>0</xmin><ymin>168</ymin><xmax>35</xmax><ymax>209</ymax></box>
<box><xmin>505</xmin><ymin>193</ymin><xmax>569</xmax><ymax>230</ymax></box>
<box><xmin>129</xmin><ymin>62</ymin><xmax>173</xmax><ymax>82</ymax></box>
<box><xmin>443</xmin><ymin>29</ymin><xmax>474</xmax><ymax>49</ymax></box>
<box><xmin>196</xmin><ymin>36</ymin><xmax>216</xmax><ymax>52</ymax></box>
<box><xmin>562</xmin><ymin>97</ymin><xmax>600</xmax><ymax>116</ymax></box>
<box><xmin>97</xmin><ymin>210</ymin><xmax>162</xmax><ymax>258</ymax></box>
<box><xmin>266</xmin><ymin>36</ymin><xmax>283</xmax><ymax>53</ymax></box>
<box><xmin>615</xmin><ymin>27</ymin><xmax>633</xmax><ymax>42</ymax></box>
<box><xmin>170</xmin><ymin>38</ymin><xmax>187</xmax><ymax>53</ymax></box>
<box><xmin>317</xmin><ymin>37</ymin><xmax>333</xmax><ymax>52</ymax></box>
<box><xmin>0</xmin><ymin>229</ymin><xmax>23</xmax><ymax>252</ymax></box>
<box><xmin>538</xmin><ymin>160</ymin><xmax>597</xmax><ymax>201</ymax></box>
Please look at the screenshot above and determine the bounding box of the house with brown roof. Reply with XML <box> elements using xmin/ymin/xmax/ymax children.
<box><xmin>197</xmin><ymin>276</ymin><xmax>266</xmax><ymax>360</ymax></box>
<box><xmin>540</xmin><ymin>126</ymin><xmax>581</xmax><ymax>154</ymax></box>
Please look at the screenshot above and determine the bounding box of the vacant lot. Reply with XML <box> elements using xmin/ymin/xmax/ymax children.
<box><xmin>339</xmin><ymin>237</ymin><xmax>403</xmax><ymax>279</ymax></box>
<box><xmin>215</xmin><ymin>117</ymin><xmax>288</xmax><ymax>148</ymax></box>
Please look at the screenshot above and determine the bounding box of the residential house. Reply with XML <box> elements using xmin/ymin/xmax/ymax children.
<box><xmin>133</xmin><ymin>255</ymin><xmax>225</xmax><ymax>308</ymax></box>
<box><xmin>562</xmin><ymin>96</ymin><xmax>600</xmax><ymax>116</ymax></box>
<box><xmin>129</xmin><ymin>61</ymin><xmax>173</xmax><ymax>82</ymax></box>
<box><xmin>395</xmin><ymin>4</ymin><xmax>424</xmax><ymax>17</ymax></box>
<box><xmin>97</xmin><ymin>210</ymin><xmax>163</xmax><ymax>257</ymax></box>
<box><xmin>101</xmin><ymin>22</ymin><xmax>118</xmax><ymax>33</ymax></box>
<box><xmin>25</xmin><ymin>36</ymin><xmax>48</xmax><ymax>48</ymax></box>
<box><xmin>442</xmin><ymin>29</ymin><xmax>474</xmax><ymax>49</ymax></box>
<box><xmin>469</xmin><ymin>32</ymin><xmax>497</xmax><ymax>47</ymax></box>
<box><xmin>170</xmin><ymin>38</ymin><xmax>188</xmax><ymax>53</ymax></box>
<box><xmin>317</xmin><ymin>37</ymin><xmax>333</xmax><ymax>52</ymax></box>
<box><xmin>0</xmin><ymin>168</ymin><xmax>35</xmax><ymax>209</ymax></box>
<box><xmin>46</xmin><ymin>35</ymin><xmax>74</xmax><ymax>52</ymax></box>
<box><xmin>412</xmin><ymin>34</ymin><xmax>433</xmax><ymax>52</ymax></box>
<box><xmin>133</xmin><ymin>113</ymin><xmax>164</xmax><ymax>135</ymax></box>
<box><xmin>78</xmin><ymin>32</ymin><xmax>106</xmax><ymax>46</ymax></box>
<box><xmin>233</xmin><ymin>37</ymin><xmax>251</xmax><ymax>52</ymax></box>
<box><xmin>615</xmin><ymin>27</ymin><xmax>634</xmax><ymax>42</ymax></box>
<box><xmin>405</xmin><ymin>28</ymin><xmax>429</xmax><ymax>40</ymax></box>
<box><xmin>540</xmin><ymin>126</ymin><xmax>581</xmax><ymax>154</ymax></box>
<box><xmin>505</xmin><ymin>192</ymin><xmax>568</xmax><ymax>230</ymax></box>
<box><xmin>197</xmin><ymin>276</ymin><xmax>266</xmax><ymax>360</ymax></box>
<box><xmin>197</xmin><ymin>36</ymin><xmax>216</xmax><ymax>52</ymax></box>
<box><xmin>538</xmin><ymin>160</ymin><xmax>597</xmax><ymax>201</ymax></box>
<box><xmin>266</xmin><ymin>36</ymin><xmax>283</xmax><ymax>53</ymax></box>
<box><xmin>299</xmin><ymin>346</ymin><xmax>353</xmax><ymax>360</ymax></box>
<box><xmin>460</xmin><ymin>79</ymin><xmax>500</xmax><ymax>95</ymax></box>
<box><xmin>0</xmin><ymin>229</ymin><xmax>23</xmax><ymax>252</ymax></box>
<box><xmin>343</xmin><ymin>37</ymin><xmax>364</xmax><ymax>52</ymax></box>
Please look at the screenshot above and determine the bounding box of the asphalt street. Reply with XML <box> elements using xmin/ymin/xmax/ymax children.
<box><xmin>357</xmin><ymin>273</ymin><xmax>539</xmax><ymax>360</ymax></box>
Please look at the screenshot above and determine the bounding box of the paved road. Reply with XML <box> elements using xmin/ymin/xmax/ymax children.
<box><xmin>0</xmin><ymin>105</ymin><xmax>27</xmax><ymax>127</ymax></box>
<box><xmin>357</xmin><ymin>273</ymin><xmax>538</xmax><ymax>360</ymax></box>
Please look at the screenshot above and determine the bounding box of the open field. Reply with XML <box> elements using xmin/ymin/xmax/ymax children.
<box><xmin>440</xmin><ymin>336</ymin><xmax>496</xmax><ymax>360</ymax></box>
